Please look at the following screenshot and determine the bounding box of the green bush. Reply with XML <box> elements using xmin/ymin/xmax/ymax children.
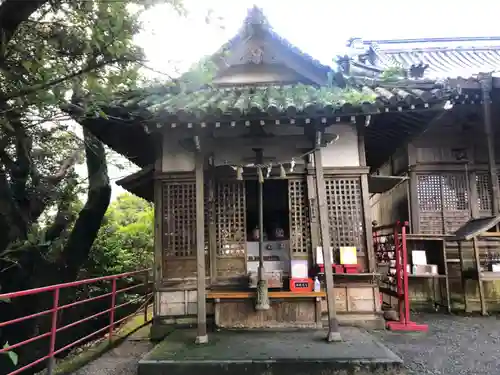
<box><xmin>84</xmin><ymin>193</ymin><xmax>154</xmax><ymax>277</ymax></box>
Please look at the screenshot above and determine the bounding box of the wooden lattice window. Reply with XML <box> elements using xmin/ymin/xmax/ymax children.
<box><xmin>417</xmin><ymin>172</ymin><xmax>470</xmax><ymax>234</ymax></box>
<box><xmin>325</xmin><ymin>177</ymin><xmax>363</xmax><ymax>251</ymax></box>
<box><xmin>417</xmin><ymin>174</ymin><xmax>442</xmax><ymax>211</ymax></box>
<box><xmin>215</xmin><ymin>181</ymin><xmax>246</xmax><ymax>257</ymax></box>
<box><xmin>442</xmin><ymin>174</ymin><xmax>468</xmax><ymax>211</ymax></box>
<box><xmin>288</xmin><ymin>179</ymin><xmax>311</xmax><ymax>254</ymax></box>
<box><xmin>162</xmin><ymin>181</ymin><xmax>195</xmax><ymax>257</ymax></box>
<box><xmin>477</xmin><ymin>173</ymin><xmax>491</xmax><ymax>212</ymax></box>
<box><xmin>417</xmin><ymin>173</ymin><xmax>468</xmax><ymax>212</ymax></box>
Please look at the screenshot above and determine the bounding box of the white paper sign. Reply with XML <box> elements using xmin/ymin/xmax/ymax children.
<box><xmin>316</xmin><ymin>246</ymin><xmax>333</xmax><ymax>265</ymax></box>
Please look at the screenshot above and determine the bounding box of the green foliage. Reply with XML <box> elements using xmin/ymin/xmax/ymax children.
<box><xmin>2</xmin><ymin>343</ymin><xmax>18</xmax><ymax>365</ymax></box>
<box><xmin>85</xmin><ymin>193</ymin><xmax>154</xmax><ymax>276</ymax></box>
<box><xmin>380</xmin><ymin>66</ymin><xmax>408</xmax><ymax>81</ymax></box>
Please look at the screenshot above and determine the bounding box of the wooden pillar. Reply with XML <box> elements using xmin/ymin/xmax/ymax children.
<box><xmin>306</xmin><ymin>159</ymin><xmax>320</xmax><ymax>259</ymax></box>
<box><xmin>195</xmin><ymin>153</ymin><xmax>208</xmax><ymax>344</ymax></box>
<box><xmin>313</xmin><ymin>133</ymin><xmax>341</xmax><ymax>342</ymax></box>
<box><xmin>208</xmin><ymin>157</ymin><xmax>217</xmax><ymax>284</ymax></box>
<box><xmin>153</xmin><ymin>144</ymin><xmax>163</xmax><ymax>320</ymax></box>
<box><xmin>480</xmin><ymin>73</ymin><xmax>500</xmax><ymax>216</ymax></box>
<box><xmin>357</xmin><ymin>122</ymin><xmax>375</xmax><ymax>272</ymax></box>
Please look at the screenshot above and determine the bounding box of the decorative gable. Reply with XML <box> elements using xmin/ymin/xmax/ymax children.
<box><xmin>211</xmin><ymin>6</ymin><xmax>330</xmax><ymax>87</ymax></box>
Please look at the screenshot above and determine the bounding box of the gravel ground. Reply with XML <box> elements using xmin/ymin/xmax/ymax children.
<box><xmin>373</xmin><ymin>313</ymin><xmax>500</xmax><ymax>375</ymax></box>
<box><xmin>71</xmin><ymin>314</ymin><xmax>500</xmax><ymax>375</ymax></box>
<box><xmin>71</xmin><ymin>340</ymin><xmax>153</xmax><ymax>375</ymax></box>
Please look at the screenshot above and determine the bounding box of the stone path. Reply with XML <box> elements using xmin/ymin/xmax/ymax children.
<box><xmin>71</xmin><ymin>326</ymin><xmax>153</xmax><ymax>375</ymax></box>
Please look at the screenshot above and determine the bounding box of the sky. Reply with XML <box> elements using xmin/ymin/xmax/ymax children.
<box><xmin>109</xmin><ymin>0</ymin><xmax>500</xmax><ymax>199</ymax></box>
<box><xmin>135</xmin><ymin>0</ymin><xmax>500</xmax><ymax>79</ymax></box>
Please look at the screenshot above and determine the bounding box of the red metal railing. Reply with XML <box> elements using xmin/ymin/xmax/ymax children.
<box><xmin>0</xmin><ymin>269</ymin><xmax>153</xmax><ymax>375</ymax></box>
<box><xmin>373</xmin><ymin>222</ymin><xmax>428</xmax><ymax>332</ymax></box>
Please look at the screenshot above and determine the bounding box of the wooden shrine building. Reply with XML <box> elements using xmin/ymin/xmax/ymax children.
<box><xmin>346</xmin><ymin>36</ymin><xmax>500</xmax><ymax>313</ymax></box>
<box><xmin>80</xmin><ymin>7</ymin><xmax>461</xmax><ymax>340</ymax></box>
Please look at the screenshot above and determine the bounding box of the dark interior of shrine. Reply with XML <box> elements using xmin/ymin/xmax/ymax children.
<box><xmin>245</xmin><ymin>179</ymin><xmax>290</xmax><ymax>241</ymax></box>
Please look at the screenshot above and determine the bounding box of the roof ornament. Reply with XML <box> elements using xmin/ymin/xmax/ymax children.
<box><xmin>246</xmin><ymin>45</ymin><xmax>265</xmax><ymax>64</ymax></box>
<box><xmin>336</xmin><ymin>55</ymin><xmax>351</xmax><ymax>74</ymax></box>
<box><xmin>409</xmin><ymin>63</ymin><xmax>429</xmax><ymax>79</ymax></box>
<box><xmin>243</xmin><ymin>5</ymin><xmax>268</xmax><ymax>37</ymax></box>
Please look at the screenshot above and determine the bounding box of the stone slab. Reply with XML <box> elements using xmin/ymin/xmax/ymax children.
<box><xmin>138</xmin><ymin>328</ymin><xmax>404</xmax><ymax>375</ymax></box>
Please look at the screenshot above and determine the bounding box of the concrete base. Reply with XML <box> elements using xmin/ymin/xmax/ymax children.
<box><xmin>150</xmin><ymin>320</ymin><xmax>174</xmax><ymax>342</ymax></box>
<box><xmin>195</xmin><ymin>334</ymin><xmax>208</xmax><ymax>344</ymax></box>
<box><xmin>138</xmin><ymin>328</ymin><xmax>404</xmax><ymax>375</ymax></box>
<box><xmin>326</xmin><ymin>330</ymin><xmax>342</xmax><ymax>342</ymax></box>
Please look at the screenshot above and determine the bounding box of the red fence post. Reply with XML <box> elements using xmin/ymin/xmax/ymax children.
<box><xmin>109</xmin><ymin>278</ymin><xmax>117</xmax><ymax>344</ymax></box>
<box><xmin>47</xmin><ymin>288</ymin><xmax>60</xmax><ymax>375</ymax></box>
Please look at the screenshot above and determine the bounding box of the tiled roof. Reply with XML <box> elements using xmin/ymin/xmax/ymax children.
<box><xmin>117</xmin><ymin>82</ymin><xmax>454</xmax><ymax>125</ymax></box>
<box><xmin>346</xmin><ymin>37</ymin><xmax>500</xmax><ymax>79</ymax></box>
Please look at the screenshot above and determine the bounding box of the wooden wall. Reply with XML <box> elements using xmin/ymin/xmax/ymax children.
<box><xmin>370</xmin><ymin>107</ymin><xmax>500</xmax><ymax>311</ymax></box>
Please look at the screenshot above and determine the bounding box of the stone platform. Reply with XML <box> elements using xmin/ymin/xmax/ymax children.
<box><xmin>138</xmin><ymin>328</ymin><xmax>404</xmax><ymax>375</ymax></box>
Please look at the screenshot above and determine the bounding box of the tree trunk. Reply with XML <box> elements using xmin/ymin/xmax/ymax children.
<box><xmin>58</xmin><ymin>128</ymin><xmax>111</xmax><ymax>280</ymax></box>
<box><xmin>0</xmin><ymin>129</ymin><xmax>111</xmax><ymax>373</ymax></box>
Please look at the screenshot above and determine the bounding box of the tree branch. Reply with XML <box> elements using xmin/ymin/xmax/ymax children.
<box><xmin>2</xmin><ymin>57</ymin><xmax>139</xmax><ymax>101</ymax></box>
<box><xmin>0</xmin><ymin>0</ymin><xmax>51</xmax><ymax>54</ymax></box>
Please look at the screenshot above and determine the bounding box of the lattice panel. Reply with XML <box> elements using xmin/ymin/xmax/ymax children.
<box><xmin>417</xmin><ymin>174</ymin><xmax>442</xmax><ymax>211</ymax></box>
<box><xmin>477</xmin><ymin>173</ymin><xmax>491</xmax><ymax>212</ymax></box>
<box><xmin>416</xmin><ymin>173</ymin><xmax>470</xmax><ymax>234</ymax></box>
<box><xmin>288</xmin><ymin>179</ymin><xmax>311</xmax><ymax>254</ymax></box>
<box><xmin>442</xmin><ymin>173</ymin><xmax>468</xmax><ymax>211</ymax></box>
<box><xmin>324</xmin><ymin>177</ymin><xmax>363</xmax><ymax>251</ymax></box>
<box><xmin>162</xmin><ymin>181</ymin><xmax>196</xmax><ymax>257</ymax></box>
<box><xmin>215</xmin><ymin>181</ymin><xmax>246</xmax><ymax>257</ymax></box>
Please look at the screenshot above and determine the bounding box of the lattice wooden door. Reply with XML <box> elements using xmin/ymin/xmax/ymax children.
<box><xmin>214</xmin><ymin>180</ymin><xmax>246</xmax><ymax>277</ymax></box>
<box><xmin>288</xmin><ymin>179</ymin><xmax>311</xmax><ymax>258</ymax></box>
<box><xmin>324</xmin><ymin>177</ymin><xmax>364</xmax><ymax>257</ymax></box>
<box><xmin>162</xmin><ymin>179</ymin><xmax>198</xmax><ymax>278</ymax></box>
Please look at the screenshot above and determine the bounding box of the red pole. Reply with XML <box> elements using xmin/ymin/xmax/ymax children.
<box><xmin>47</xmin><ymin>288</ymin><xmax>60</xmax><ymax>375</ymax></box>
<box><xmin>109</xmin><ymin>278</ymin><xmax>117</xmax><ymax>343</ymax></box>
<box><xmin>393</xmin><ymin>223</ymin><xmax>404</xmax><ymax>323</ymax></box>
<box><xmin>401</xmin><ymin>224</ymin><xmax>411</xmax><ymax>324</ymax></box>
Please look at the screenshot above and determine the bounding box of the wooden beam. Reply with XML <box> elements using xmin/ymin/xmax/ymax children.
<box><xmin>313</xmin><ymin>141</ymin><xmax>341</xmax><ymax>342</ymax></box>
<box><xmin>195</xmin><ymin>153</ymin><xmax>208</xmax><ymax>344</ymax></box>
<box><xmin>480</xmin><ymin>74</ymin><xmax>500</xmax><ymax>216</ymax></box>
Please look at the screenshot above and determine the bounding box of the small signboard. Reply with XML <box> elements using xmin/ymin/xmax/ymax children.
<box><xmin>340</xmin><ymin>246</ymin><xmax>357</xmax><ymax>265</ymax></box>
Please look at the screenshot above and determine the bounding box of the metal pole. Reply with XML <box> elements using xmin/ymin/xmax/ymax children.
<box><xmin>47</xmin><ymin>288</ymin><xmax>60</xmax><ymax>375</ymax></box>
<box><xmin>255</xmin><ymin>148</ymin><xmax>269</xmax><ymax>310</ymax></box>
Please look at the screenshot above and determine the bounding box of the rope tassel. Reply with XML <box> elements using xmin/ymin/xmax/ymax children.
<box><xmin>257</xmin><ymin>166</ymin><xmax>264</xmax><ymax>183</ymax></box>
<box><xmin>236</xmin><ymin>166</ymin><xmax>243</xmax><ymax>180</ymax></box>
<box><xmin>279</xmin><ymin>164</ymin><xmax>286</xmax><ymax>178</ymax></box>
